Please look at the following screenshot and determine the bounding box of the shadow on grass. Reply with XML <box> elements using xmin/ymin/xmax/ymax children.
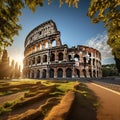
<box><xmin>67</xmin><ymin>83</ymin><xmax>99</xmax><ymax>120</ymax></box>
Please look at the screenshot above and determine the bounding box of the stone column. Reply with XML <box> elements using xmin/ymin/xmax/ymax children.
<box><xmin>56</xmin><ymin>35</ymin><xmax>62</xmax><ymax>46</ymax></box>
<box><xmin>48</xmin><ymin>40</ymin><xmax>52</xmax><ymax>48</ymax></box>
<box><xmin>40</xmin><ymin>69</ymin><xmax>42</xmax><ymax>78</ymax></box>
<box><xmin>54</xmin><ymin>68</ymin><xmax>57</xmax><ymax>78</ymax></box>
<box><xmin>55</xmin><ymin>51</ymin><xmax>58</xmax><ymax>62</ymax></box>
<box><xmin>63</xmin><ymin>68</ymin><xmax>66</xmax><ymax>78</ymax></box>
<box><xmin>72</xmin><ymin>66</ymin><xmax>75</xmax><ymax>78</ymax></box>
<box><xmin>63</xmin><ymin>48</ymin><xmax>67</xmax><ymax>61</ymax></box>
<box><xmin>46</xmin><ymin>67</ymin><xmax>49</xmax><ymax>78</ymax></box>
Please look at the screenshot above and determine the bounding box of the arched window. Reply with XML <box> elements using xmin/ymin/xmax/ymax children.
<box><xmin>82</xmin><ymin>69</ymin><xmax>86</xmax><ymax>78</ymax></box>
<box><xmin>93</xmin><ymin>70</ymin><xmax>96</xmax><ymax>77</ymax></box>
<box><xmin>52</xmin><ymin>40</ymin><xmax>56</xmax><ymax>47</ymax></box>
<box><xmin>57</xmin><ymin>68</ymin><xmax>63</xmax><ymax>78</ymax></box>
<box><xmin>37</xmin><ymin>56</ymin><xmax>41</xmax><ymax>64</ymax></box>
<box><xmin>45</xmin><ymin>42</ymin><xmax>48</xmax><ymax>48</ymax></box>
<box><xmin>50</xmin><ymin>53</ymin><xmax>55</xmax><ymax>61</ymax></box>
<box><xmin>66</xmin><ymin>68</ymin><xmax>72</xmax><ymax>77</ymax></box>
<box><xmin>42</xmin><ymin>69</ymin><xmax>46</xmax><ymax>78</ymax></box>
<box><xmin>32</xmin><ymin>57</ymin><xmax>35</xmax><ymax>64</ymax></box>
<box><xmin>40</xmin><ymin>44</ymin><xmax>42</xmax><ymax>50</ymax></box>
<box><xmin>32</xmin><ymin>70</ymin><xmax>34</xmax><ymax>78</ymax></box>
<box><xmin>49</xmin><ymin>68</ymin><xmax>54</xmax><ymax>78</ymax></box>
<box><xmin>58</xmin><ymin>52</ymin><xmax>63</xmax><ymax>61</ymax></box>
<box><xmin>37</xmin><ymin>70</ymin><xmax>40</xmax><ymax>78</ymax></box>
<box><xmin>43</xmin><ymin>55</ymin><xmax>47</xmax><ymax>62</ymax></box>
<box><xmin>89</xmin><ymin>69</ymin><xmax>92</xmax><ymax>78</ymax></box>
<box><xmin>74</xmin><ymin>54</ymin><xmax>79</xmax><ymax>61</ymax></box>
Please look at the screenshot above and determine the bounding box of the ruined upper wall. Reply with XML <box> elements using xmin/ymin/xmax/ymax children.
<box><xmin>24</xmin><ymin>20</ymin><xmax>59</xmax><ymax>47</ymax></box>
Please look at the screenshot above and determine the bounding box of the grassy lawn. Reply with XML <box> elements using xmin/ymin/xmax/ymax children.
<box><xmin>0</xmin><ymin>79</ymin><xmax>99</xmax><ymax>119</ymax></box>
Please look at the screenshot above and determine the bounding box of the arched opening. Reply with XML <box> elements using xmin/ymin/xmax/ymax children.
<box><xmin>40</xmin><ymin>44</ymin><xmax>42</xmax><ymax>50</ymax></box>
<box><xmin>75</xmin><ymin>69</ymin><xmax>80</xmax><ymax>77</ymax></box>
<box><xmin>32</xmin><ymin>57</ymin><xmax>35</xmax><ymax>64</ymax></box>
<box><xmin>43</xmin><ymin>55</ymin><xmax>47</xmax><ymax>62</ymax></box>
<box><xmin>93</xmin><ymin>70</ymin><xmax>96</xmax><ymax>77</ymax></box>
<box><xmin>82</xmin><ymin>69</ymin><xmax>86</xmax><ymax>78</ymax></box>
<box><xmin>83</xmin><ymin>57</ymin><xmax>86</xmax><ymax>66</ymax></box>
<box><xmin>50</xmin><ymin>53</ymin><xmax>55</xmax><ymax>61</ymax></box>
<box><xmin>68</xmin><ymin>55</ymin><xmax>72</xmax><ymax>61</ymax></box>
<box><xmin>58</xmin><ymin>52</ymin><xmax>63</xmax><ymax>61</ymax></box>
<box><xmin>66</xmin><ymin>68</ymin><xmax>72</xmax><ymax>78</ymax></box>
<box><xmin>74</xmin><ymin>54</ymin><xmax>79</xmax><ymax>61</ymax></box>
<box><xmin>88</xmin><ymin>58</ymin><xmax>91</xmax><ymax>64</ymax></box>
<box><xmin>32</xmin><ymin>70</ymin><xmax>34</xmax><ymax>78</ymax></box>
<box><xmin>37</xmin><ymin>70</ymin><xmax>40</xmax><ymax>78</ymax></box>
<box><xmin>42</xmin><ymin>69</ymin><xmax>46</xmax><ymax>78</ymax></box>
<box><xmin>45</xmin><ymin>42</ymin><xmax>48</xmax><ymax>48</ymax></box>
<box><xmin>37</xmin><ymin>56</ymin><xmax>41</xmax><ymax>64</ymax></box>
<box><xmin>52</xmin><ymin>40</ymin><xmax>56</xmax><ymax>47</ymax></box>
<box><xmin>57</xmin><ymin>68</ymin><xmax>63</xmax><ymax>78</ymax></box>
<box><xmin>49</xmin><ymin>68</ymin><xmax>54</xmax><ymax>78</ymax></box>
<box><xmin>89</xmin><ymin>69</ymin><xmax>92</xmax><ymax>78</ymax></box>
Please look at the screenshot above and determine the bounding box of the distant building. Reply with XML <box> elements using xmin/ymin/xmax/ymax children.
<box><xmin>0</xmin><ymin>49</ymin><xmax>20</xmax><ymax>79</ymax></box>
<box><xmin>23</xmin><ymin>20</ymin><xmax>102</xmax><ymax>79</ymax></box>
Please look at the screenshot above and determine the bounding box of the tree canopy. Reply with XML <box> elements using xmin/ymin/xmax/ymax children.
<box><xmin>0</xmin><ymin>0</ymin><xmax>120</xmax><ymax>72</ymax></box>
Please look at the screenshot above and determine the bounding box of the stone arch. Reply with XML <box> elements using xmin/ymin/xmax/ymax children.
<box><xmin>43</xmin><ymin>54</ymin><xmax>47</xmax><ymax>62</ymax></box>
<box><xmin>57</xmin><ymin>68</ymin><xmax>63</xmax><ymax>78</ymax></box>
<box><xmin>93</xmin><ymin>70</ymin><xmax>96</xmax><ymax>77</ymax></box>
<box><xmin>74</xmin><ymin>54</ymin><xmax>79</xmax><ymax>61</ymax></box>
<box><xmin>37</xmin><ymin>56</ymin><xmax>41</xmax><ymax>64</ymax></box>
<box><xmin>75</xmin><ymin>69</ymin><xmax>80</xmax><ymax>77</ymax></box>
<box><xmin>37</xmin><ymin>70</ymin><xmax>40</xmax><ymax>78</ymax></box>
<box><xmin>50</xmin><ymin>53</ymin><xmax>55</xmax><ymax>61</ymax></box>
<box><xmin>66</xmin><ymin>68</ymin><xmax>72</xmax><ymax>78</ymax></box>
<box><xmin>45</xmin><ymin>42</ymin><xmax>48</xmax><ymax>48</ymax></box>
<box><xmin>49</xmin><ymin>68</ymin><xmax>54</xmax><ymax>78</ymax></box>
<box><xmin>89</xmin><ymin>69</ymin><xmax>92</xmax><ymax>78</ymax></box>
<box><xmin>82</xmin><ymin>69</ymin><xmax>86</xmax><ymax>78</ymax></box>
<box><xmin>52</xmin><ymin>40</ymin><xmax>56</xmax><ymax>47</ymax></box>
<box><xmin>31</xmin><ymin>70</ymin><xmax>34</xmax><ymax>78</ymax></box>
<box><xmin>58</xmin><ymin>52</ymin><xmax>63</xmax><ymax>61</ymax></box>
<box><xmin>32</xmin><ymin>57</ymin><xmax>35</xmax><ymax>64</ymax></box>
<box><xmin>42</xmin><ymin>69</ymin><xmax>46</xmax><ymax>78</ymax></box>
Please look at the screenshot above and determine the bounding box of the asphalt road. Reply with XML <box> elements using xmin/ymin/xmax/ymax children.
<box><xmin>84</xmin><ymin>81</ymin><xmax>120</xmax><ymax>120</ymax></box>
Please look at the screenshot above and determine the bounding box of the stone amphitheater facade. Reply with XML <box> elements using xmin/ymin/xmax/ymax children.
<box><xmin>23</xmin><ymin>20</ymin><xmax>102</xmax><ymax>79</ymax></box>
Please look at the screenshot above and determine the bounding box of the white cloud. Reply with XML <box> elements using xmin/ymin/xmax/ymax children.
<box><xmin>87</xmin><ymin>32</ymin><xmax>114</xmax><ymax>64</ymax></box>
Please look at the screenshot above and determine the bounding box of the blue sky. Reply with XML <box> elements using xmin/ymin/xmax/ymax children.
<box><xmin>7</xmin><ymin>1</ymin><xmax>115</xmax><ymax>69</ymax></box>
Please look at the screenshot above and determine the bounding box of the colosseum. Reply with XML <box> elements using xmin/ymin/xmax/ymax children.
<box><xmin>23</xmin><ymin>20</ymin><xmax>102</xmax><ymax>79</ymax></box>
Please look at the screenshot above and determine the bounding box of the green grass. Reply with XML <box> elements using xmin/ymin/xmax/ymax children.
<box><xmin>0</xmin><ymin>79</ymin><xmax>99</xmax><ymax>118</ymax></box>
<box><xmin>0</xmin><ymin>91</ymin><xmax>13</xmax><ymax>96</ymax></box>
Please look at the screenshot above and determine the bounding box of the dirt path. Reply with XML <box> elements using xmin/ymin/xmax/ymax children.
<box><xmin>85</xmin><ymin>82</ymin><xmax>120</xmax><ymax>120</ymax></box>
<box><xmin>0</xmin><ymin>92</ymin><xmax>26</xmax><ymax>107</ymax></box>
<box><xmin>0</xmin><ymin>97</ymin><xmax>47</xmax><ymax>120</ymax></box>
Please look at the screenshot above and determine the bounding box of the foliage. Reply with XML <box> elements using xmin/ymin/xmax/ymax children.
<box><xmin>0</xmin><ymin>0</ymin><xmax>24</xmax><ymax>49</ymax></box>
<box><xmin>87</xmin><ymin>0</ymin><xmax>120</xmax><ymax>72</ymax></box>
<box><xmin>102</xmin><ymin>64</ymin><xmax>119</xmax><ymax>77</ymax></box>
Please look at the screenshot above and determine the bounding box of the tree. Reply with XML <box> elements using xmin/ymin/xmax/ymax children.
<box><xmin>87</xmin><ymin>0</ymin><xmax>120</xmax><ymax>72</ymax></box>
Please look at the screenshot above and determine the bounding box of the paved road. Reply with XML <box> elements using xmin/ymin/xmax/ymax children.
<box><xmin>84</xmin><ymin>81</ymin><xmax>120</xmax><ymax>120</ymax></box>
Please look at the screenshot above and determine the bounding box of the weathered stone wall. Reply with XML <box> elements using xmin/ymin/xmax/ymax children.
<box><xmin>23</xmin><ymin>20</ymin><xmax>102</xmax><ymax>79</ymax></box>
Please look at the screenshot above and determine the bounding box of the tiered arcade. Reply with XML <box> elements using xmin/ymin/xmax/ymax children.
<box><xmin>23</xmin><ymin>20</ymin><xmax>102</xmax><ymax>79</ymax></box>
